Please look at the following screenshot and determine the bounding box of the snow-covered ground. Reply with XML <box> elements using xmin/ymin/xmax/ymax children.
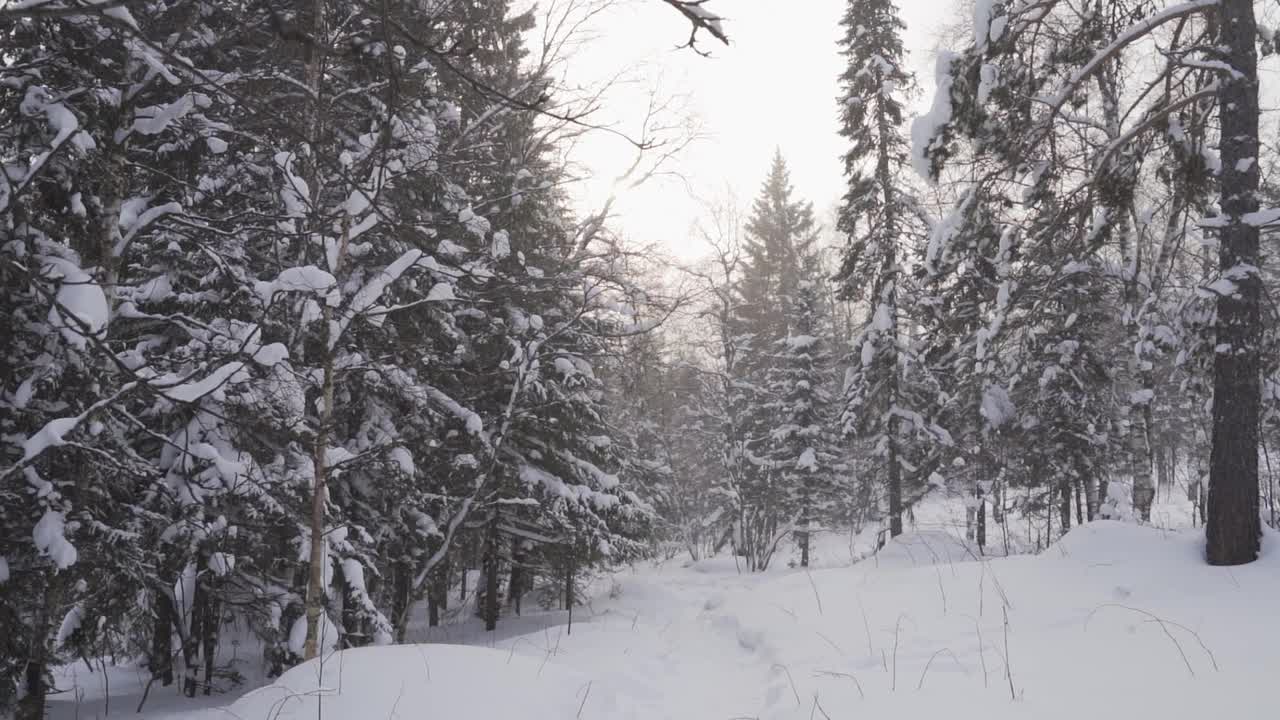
<box><xmin>49</xmin><ymin>498</ymin><xmax>1275</xmax><ymax>720</ymax></box>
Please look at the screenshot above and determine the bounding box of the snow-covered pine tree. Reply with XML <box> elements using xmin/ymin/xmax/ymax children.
<box><xmin>0</xmin><ymin>2</ymin><xmax>269</xmax><ymax>709</ymax></box>
<box><xmin>727</xmin><ymin>151</ymin><xmax>827</xmax><ymax>570</ymax></box>
<box><xmin>765</xmin><ymin>244</ymin><xmax>842</xmax><ymax>567</ymax></box>
<box><xmin>914</xmin><ymin>0</ymin><xmax>1267</xmax><ymax>558</ymax></box>
<box><xmin>836</xmin><ymin>0</ymin><xmax>949</xmax><ymax>539</ymax></box>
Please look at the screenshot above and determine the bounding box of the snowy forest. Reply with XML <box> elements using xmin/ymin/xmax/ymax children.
<box><xmin>2</xmin><ymin>1</ymin><xmax>1279</xmax><ymax>719</ymax></box>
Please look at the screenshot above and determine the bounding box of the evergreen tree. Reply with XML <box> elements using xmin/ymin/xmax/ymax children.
<box><xmin>727</xmin><ymin>152</ymin><xmax>836</xmax><ymax>570</ymax></box>
<box><xmin>836</xmin><ymin>0</ymin><xmax>948</xmax><ymax>538</ymax></box>
<box><xmin>766</xmin><ymin>248</ymin><xmax>842</xmax><ymax>567</ymax></box>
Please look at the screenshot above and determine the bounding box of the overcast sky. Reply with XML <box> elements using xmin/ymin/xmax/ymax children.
<box><xmin>551</xmin><ymin>0</ymin><xmax>958</xmax><ymax>259</ymax></box>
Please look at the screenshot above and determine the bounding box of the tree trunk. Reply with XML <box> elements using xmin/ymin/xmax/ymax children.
<box><xmin>564</xmin><ymin>553</ymin><xmax>576</xmax><ymax>612</ymax></box>
<box><xmin>1084</xmin><ymin>474</ymin><xmax>1099</xmax><ymax>521</ymax></box>
<box><xmin>15</xmin><ymin>583</ymin><xmax>54</xmax><ymax>720</ymax></box>
<box><xmin>887</xmin><ymin>435</ymin><xmax>903</xmax><ymax>537</ymax></box>
<box><xmin>390</xmin><ymin>560</ymin><xmax>412</xmax><ymax>644</ymax></box>
<box><xmin>1156</xmin><ymin>441</ymin><xmax>1172</xmax><ymax>504</ymax></box>
<box><xmin>183</xmin><ymin>560</ymin><xmax>204</xmax><ymax>697</ymax></box>
<box><xmin>975</xmin><ymin>484</ymin><xmax>986</xmax><ymax>551</ymax></box>
<box><xmin>1207</xmin><ymin>0</ymin><xmax>1263</xmax><ymax>566</ymax></box>
<box><xmin>427</xmin><ymin>562</ymin><xmax>445</xmax><ymax>627</ymax></box>
<box><xmin>201</xmin><ymin>588</ymin><xmax>218</xmax><ymax>695</ymax></box>
<box><xmin>435</xmin><ymin>560</ymin><xmax>450</xmax><ymax>621</ymax></box>
<box><xmin>1058</xmin><ymin>479</ymin><xmax>1072</xmax><ymax>537</ymax></box>
<box><xmin>1074</xmin><ymin>479</ymin><xmax>1084</xmax><ymax>527</ymax></box>
<box><xmin>482</xmin><ymin>515</ymin><xmax>500</xmax><ymax>632</ymax></box>
<box><xmin>1131</xmin><ymin>408</ymin><xmax>1156</xmax><ymax>522</ymax></box>
<box><xmin>507</xmin><ymin>538</ymin><xmax>525</xmax><ymax>613</ymax></box>
<box><xmin>151</xmin><ymin>590</ymin><xmax>175</xmax><ymax>687</ymax></box>
<box><xmin>302</xmin><ymin>425</ymin><xmax>330</xmax><ymax>660</ymax></box>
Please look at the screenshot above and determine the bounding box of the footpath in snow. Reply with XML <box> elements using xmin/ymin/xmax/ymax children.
<box><xmin>56</xmin><ymin>521</ymin><xmax>1278</xmax><ymax>720</ymax></box>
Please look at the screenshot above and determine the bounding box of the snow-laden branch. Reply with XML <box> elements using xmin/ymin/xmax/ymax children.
<box><xmin>661</xmin><ymin>0</ymin><xmax>728</xmax><ymax>53</ymax></box>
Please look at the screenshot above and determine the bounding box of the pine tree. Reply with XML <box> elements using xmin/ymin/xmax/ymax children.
<box><xmin>766</xmin><ymin>247</ymin><xmax>842</xmax><ymax>567</ymax></box>
<box><xmin>727</xmin><ymin>151</ymin><xmax>829</xmax><ymax>570</ymax></box>
<box><xmin>836</xmin><ymin>0</ymin><xmax>948</xmax><ymax>538</ymax></box>
<box><xmin>913</xmin><ymin>0</ymin><xmax>1264</xmax><ymax>557</ymax></box>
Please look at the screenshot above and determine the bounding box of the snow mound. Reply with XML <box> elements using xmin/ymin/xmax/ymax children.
<box><xmin>870</xmin><ymin>529</ymin><xmax>981</xmax><ymax>568</ymax></box>
<box><xmin>199</xmin><ymin>644</ymin><xmax>634</xmax><ymax>720</ymax></box>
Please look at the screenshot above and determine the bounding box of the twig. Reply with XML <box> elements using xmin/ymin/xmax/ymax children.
<box><xmin>804</xmin><ymin>570</ymin><xmax>824</xmax><ymax>615</ymax></box>
<box><xmin>917</xmin><ymin>648</ymin><xmax>965</xmax><ymax>690</ymax></box>
<box><xmin>814</xmin><ymin>631</ymin><xmax>843</xmax><ymax>655</ymax></box>
<box><xmin>812</xmin><ymin>670</ymin><xmax>864</xmax><ymax>699</ymax></box>
<box><xmin>1084</xmin><ymin>603</ymin><xmax>1219</xmax><ymax>675</ymax></box>
<box><xmin>1002</xmin><ymin>606</ymin><xmax>1017</xmax><ymax>700</ymax></box>
<box><xmin>771</xmin><ymin>664</ymin><xmax>802</xmax><ymax>706</ymax></box>
<box><xmin>810</xmin><ymin>694</ymin><xmax>833</xmax><ymax>720</ymax></box>
<box><xmin>935</xmin><ymin>566</ymin><xmax>948</xmax><ymax>615</ymax></box>
<box><xmin>889</xmin><ymin>614</ymin><xmax>911</xmax><ymax>691</ymax></box>
<box><xmin>859</xmin><ymin>600</ymin><xmax>874</xmax><ymax>658</ymax></box>
<box><xmin>965</xmin><ymin>614</ymin><xmax>990</xmax><ymax>689</ymax></box>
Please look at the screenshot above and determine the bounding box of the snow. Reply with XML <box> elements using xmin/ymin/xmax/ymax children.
<box><xmin>161</xmin><ymin>519</ymin><xmax>1280</xmax><ymax>720</ymax></box>
<box><xmin>1205</xmin><ymin>277</ymin><xmax>1238</xmax><ymax>297</ymax></box>
<box><xmin>153</xmin><ymin>361</ymin><xmax>247</xmax><ymax>403</ymax></box>
<box><xmin>492</xmin><ymin>229</ymin><xmax>511</xmax><ymax>259</ymax></box>
<box><xmin>1243</xmin><ymin>206</ymin><xmax>1280</xmax><ymax>226</ymax></box>
<box><xmin>55</xmin><ymin>606</ymin><xmax>83</xmax><ymax>647</ymax></box>
<box><xmin>33</xmin><ymin>510</ymin><xmax>78</xmax><ymax>569</ymax></box>
<box><xmin>23</xmin><ymin>416</ymin><xmax>82</xmax><ymax>461</ymax></box>
<box><xmin>129</xmin><ymin>94</ymin><xmax>198</xmax><ymax>136</ymax></box>
<box><xmin>872</xmin><ymin>301</ymin><xmax>893</xmax><ymax>331</ymax></box>
<box><xmin>255</xmin><ymin>265</ymin><xmax>339</xmax><ymax>306</ymax></box>
<box><xmin>980</xmin><ymin>384</ymin><xmax>1015</xmax><ymax>428</ymax></box>
<box><xmin>209</xmin><ymin>552</ymin><xmax>235</xmax><ymax>577</ymax></box>
<box><xmin>390</xmin><ymin>446</ymin><xmax>415</xmax><ymax>475</ymax></box>
<box><xmin>251</xmin><ymin>342</ymin><xmax>289</xmax><ymax>366</ymax></box>
<box><xmin>287</xmin><ymin>612</ymin><xmax>340</xmax><ymax>657</ymax></box>
<box><xmin>796</xmin><ymin>447</ymin><xmax>818</xmax><ymax>471</ymax></box>
<box><xmin>197</xmin><ymin>645</ymin><xmax>615</xmax><ymax>720</ymax></box>
<box><xmin>911</xmin><ymin>51</ymin><xmax>958</xmax><ymax>181</ymax></box>
<box><xmin>115</xmin><ymin>200</ymin><xmax>182</xmax><ymax>255</ymax></box>
<box><xmin>685</xmin><ymin>2</ymin><xmax>726</xmax><ymax>38</ymax></box>
<box><xmin>426</xmin><ymin>280</ymin><xmax>455</xmax><ymax>302</ymax></box>
<box><xmin>43</xmin><ymin>256</ymin><xmax>109</xmax><ymax>349</ymax></box>
<box><xmin>978</xmin><ymin>62</ymin><xmax>999</xmax><ymax>103</ymax></box>
<box><xmin>973</xmin><ymin>0</ymin><xmax>995</xmax><ymax>48</ymax></box>
<box><xmin>786</xmin><ymin>334</ymin><xmax>818</xmax><ymax>350</ymax></box>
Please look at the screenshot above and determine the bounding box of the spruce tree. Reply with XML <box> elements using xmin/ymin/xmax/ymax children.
<box><xmin>836</xmin><ymin>0</ymin><xmax>947</xmax><ymax>538</ymax></box>
<box><xmin>729</xmin><ymin>151</ymin><xmax>830</xmax><ymax>569</ymax></box>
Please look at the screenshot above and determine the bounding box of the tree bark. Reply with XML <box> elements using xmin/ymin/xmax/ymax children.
<box><xmin>151</xmin><ymin>590</ymin><xmax>175</xmax><ymax>687</ymax></box>
<box><xmin>507</xmin><ymin>538</ymin><xmax>525</xmax><ymax>612</ymax></box>
<box><xmin>1058</xmin><ymin>479</ymin><xmax>1072</xmax><ymax>537</ymax></box>
<box><xmin>1131</xmin><ymin>421</ymin><xmax>1156</xmax><ymax>523</ymax></box>
<box><xmin>183</xmin><ymin>559</ymin><xmax>204</xmax><ymax>697</ymax></box>
<box><xmin>201</xmin><ymin>587</ymin><xmax>218</xmax><ymax>695</ymax></box>
<box><xmin>391</xmin><ymin>561</ymin><xmax>411</xmax><ymax>644</ymax></box>
<box><xmin>482</xmin><ymin>514</ymin><xmax>500</xmax><ymax>632</ymax></box>
<box><xmin>15</xmin><ymin>582</ymin><xmax>54</xmax><ymax>720</ymax></box>
<box><xmin>1207</xmin><ymin>0</ymin><xmax>1263</xmax><ymax>566</ymax></box>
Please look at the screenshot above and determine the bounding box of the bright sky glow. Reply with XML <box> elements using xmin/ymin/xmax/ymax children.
<box><xmin>550</xmin><ymin>0</ymin><xmax>954</xmax><ymax>259</ymax></box>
